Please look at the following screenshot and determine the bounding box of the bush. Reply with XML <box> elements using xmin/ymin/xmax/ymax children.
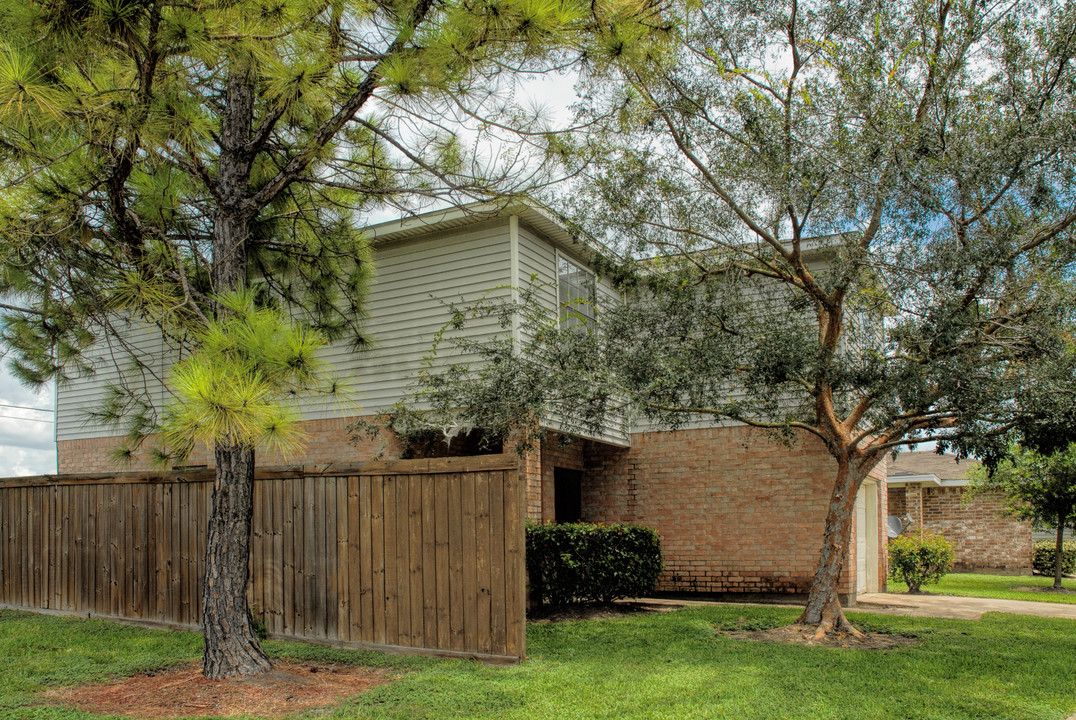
<box><xmin>526</xmin><ymin>521</ymin><xmax>663</xmax><ymax>606</ymax></box>
<box><xmin>888</xmin><ymin>530</ymin><xmax>956</xmax><ymax>593</ymax></box>
<box><xmin>1033</xmin><ymin>539</ymin><xmax>1076</xmax><ymax>576</ymax></box>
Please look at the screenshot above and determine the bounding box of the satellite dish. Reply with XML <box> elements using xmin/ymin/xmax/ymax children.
<box><xmin>887</xmin><ymin>516</ymin><xmax>904</xmax><ymax>539</ymax></box>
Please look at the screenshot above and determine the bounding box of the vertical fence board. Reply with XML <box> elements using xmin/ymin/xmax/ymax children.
<box><xmin>461</xmin><ymin>473</ymin><xmax>478</xmax><ymax>653</ymax></box>
<box><xmin>370</xmin><ymin>474</ymin><xmax>386</xmax><ymax>645</ymax></box>
<box><xmin>168</xmin><ymin>483</ymin><xmax>181</xmax><ymax>624</ymax></box>
<box><xmin>1</xmin><ymin>490</ymin><xmax>8</xmax><ymax>604</ymax></box>
<box><xmin>475</xmin><ymin>471</ymin><xmax>492</xmax><ymax>655</ymax></box>
<box><xmin>335</xmin><ymin>477</ymin><xmax>349</xmax><ymax>642</ymax></box>
<box><xmin>270</xmin><ymin>479</ymin><xmax>285</xmax><ymax>635</ymax></box>
<box><xmin>282</xmin><ymin>477</ymin><xmax>296</xmax><ymax>637</ymax></box>
<box><xmin>346</xmin><ymin>476</ymin><xmax>360</xmax><ymax>643</ymax></box>
<box><xmin>382</xmin><ymin>474</ymin><xmax>398</xmax><ymax>644</ymax></box>
<box><xmin>447</xmin><ymin>473</ymin><xmax>464</xmax><ymax>651</ymax></box>
<box><xmin>249</xmin><ymin>481</ymin><xmax>263</xmax><ymax>624</ymax></box>
<box><xmin>360</xmin><ymin>475</ymin><xmax>375</xmax><ymax>645</ymax></box>
<box><xmin>503</xmin><ymin>467</ymin><xmax>525</xmax><ymax>660</ymax></box>
<box><xmin>18</xmin><ymin>488</ymin><xmax>28</xmax><ymax>608</ymax></box>
<box><xmin>489</xmin><ymin>471</ymin><xmax>507</xmax><ymax>656</ymax></box>
<box><xmin>394</xmin><ymin>474</ymin><xmax>411</xmax><ymax>646</ymax></box>
<box><xmin>94</xmin><ymin>484</ymin><xmax>106</xmax><ymax>615</ymax></box>
<box><xmin>408</xmin><ymin>475</ymin><xmax>424</xmax><ymax>647</ymax></box>
<box><xmin>420</xmin><ymin>474</ymin><xmax>437</xmax><ymax>648</ymax></box>
<box><xmin>323</xmin><ymin>477</ymin><xmax>338</xmax><ymax>640</ymax></box>
<box><xmin>434</xmin><ymin>474</ymin><xmax>450</xmax><ymax>650</ymax></box>
<box><xmin>181</xmin><ymin>483</ymin><xmax>194</xmax><ymax>626</ymax></box>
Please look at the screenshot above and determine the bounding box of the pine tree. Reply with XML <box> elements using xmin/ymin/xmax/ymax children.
<box><xmin>0</xmin><ymin>0</ymin><xmax>655</xmax><ymax>678</ymax></box>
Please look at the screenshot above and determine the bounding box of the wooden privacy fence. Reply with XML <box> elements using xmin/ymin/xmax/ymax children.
<box><xmin>0</xmin><ymin>454</ymin><xmax>525</xmax><ymax>663</ymax></box>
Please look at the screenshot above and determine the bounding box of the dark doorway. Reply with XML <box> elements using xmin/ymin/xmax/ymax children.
<box><xmin>554</xmin><ymin>467</ymin><xmax>582</xmax><ymax>523</ymax></box>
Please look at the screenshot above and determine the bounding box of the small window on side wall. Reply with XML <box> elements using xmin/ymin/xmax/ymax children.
<box><xmin>557</xmin><ymin>253</ymin><xmax>596</xmax><ymax>329</ymax></box>
<box><xmin>554</xmin><ymin>467</ymin><xmax>582</xmax><ymax>523</ymax></box>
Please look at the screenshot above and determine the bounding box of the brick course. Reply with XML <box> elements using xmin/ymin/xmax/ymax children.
<box><xmin>57</xmin><ymin>415</ymin><xmax>404</xmax><ymax>474</ymax></box>
<box><xmin>888</xmin><ymin>485</ymin><xmax>1032</xmax><ymax>571</ymax></box>
<box><xmin>567</xmin><ymin>426</ymin><xmax>885</xmax><ymax>598</ymax></box>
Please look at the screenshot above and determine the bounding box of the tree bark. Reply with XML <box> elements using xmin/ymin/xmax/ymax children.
<box><xmin>797</xmin><ymin>457</ymin><xmax>864</xmax><ymax>637</ymax></box>
<box><xmin>201</xmin><ymin>442</ymin><xmax>272</xmax><ymax>679</ymax></box>
<box><xmin>200</xmin><ymin>68</ymin><xmax>270</xmax><ymax>679</ymax></box>
<box><xmin>1054</xmin><ymin>515</ymin><xmax>1065</xmax><ymax>590</ymax></box>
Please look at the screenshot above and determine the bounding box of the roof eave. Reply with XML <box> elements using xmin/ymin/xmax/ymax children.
<box><xmin>363</xmin><ymin>200</ymin><xmax>613</xmax><ymax>260</ymax></box>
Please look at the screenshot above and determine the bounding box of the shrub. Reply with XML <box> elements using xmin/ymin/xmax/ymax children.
<box><xmin>1033</xmin><ymin>539</ymin><xmax>1076</xmax><ymax>576</ymax></box>
<box><xmin>888</xmin><ymin>530</ymin><xmax>956</xmax><ymax>593</ymax></box>
<box><xmin>526</xmin><ymin>521</ymin><xmax>663</xmax><ymax>606</ymax></box>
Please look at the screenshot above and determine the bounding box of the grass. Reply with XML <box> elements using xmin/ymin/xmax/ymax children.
<box><xmin>887</xmin><ymin>572</ymin><xmax>1076</xmax><ymax>604</ymax></box>
<box><xmin>2</xmin><ymin>607</ymin><xmax>1076</xmax><ymax>720</ymax></box>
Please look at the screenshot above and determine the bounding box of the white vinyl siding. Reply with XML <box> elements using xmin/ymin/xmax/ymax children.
<box><xmin>56</xmin><ymin>216</ymin><xmax>632</xmax><ymax>448</ymax></box>
<box><xmin>57</xmin><ymin>222</ymin><xmax>512</xmax><ymax>439</ymax></box>
<box><xmin>517</xmin><ymin>225</ymin><xmax>629</xmax><ymax>446</ymax></box>
<box><xmin>302</xmin><ymin>222</ymin><xmax>511</xmax><ymax>418</ymax></box>
<box><xmin>55</xmin><ymin>322</ymin><xmax>173</xmax><ymax>441</ymax></box>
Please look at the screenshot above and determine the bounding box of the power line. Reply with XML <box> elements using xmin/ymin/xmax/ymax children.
<box><xmin>0</xmin><ymin>414</ymin><xmax>55</xmax><ymax>424</ymax></box>
<box><xmin>0</xmin><ymin>402</ymin><xmax>54</xmax><ymax>413</ymax></box>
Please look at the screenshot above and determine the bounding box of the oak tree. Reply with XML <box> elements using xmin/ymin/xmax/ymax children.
<box><xmin>404</xmin><ymin>0</ymin><xmax>1076</xmax><ymax>637</ymax></box>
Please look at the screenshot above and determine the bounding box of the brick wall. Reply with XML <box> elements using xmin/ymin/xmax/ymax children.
<box><xmin>570</xmin><ymin>425</ymin><xmax>884</xmax><ymax>598</ymax></box>
<box><xmin>57</xmin><ymin>415</ymin><xmax>405</xmax><ymax>474</ymax></box>
<box><xmin>888</xmin><ymin>485</ymin><xmax>1033</xmax><ymax>571</ymax></box>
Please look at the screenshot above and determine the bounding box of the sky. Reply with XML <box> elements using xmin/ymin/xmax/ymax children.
<box><xmin>0</xmin><ymin>364</ymin><xmax>56</xmax><ymax>476</ymax></box>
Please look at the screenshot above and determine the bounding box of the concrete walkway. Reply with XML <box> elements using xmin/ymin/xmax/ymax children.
<box><xmin>854</xmin><ymin>592</ymin><xmax>1076</xmax><ymax>621</ymax></box>
<box><xmin>630</xmin><ymin>594</ymin><xmax>1076</xmax><ymax>621</ymax></box>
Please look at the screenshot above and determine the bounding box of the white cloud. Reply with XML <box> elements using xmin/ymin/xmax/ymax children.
<box><xmin>0</xmin><ymin>445</ymin><xmax>55</xmax><ymax>476</ymax></box>
<box><xmin>0</xmin><ymin>360</ymin><xmax>56</xmax><ymax>476</ymax></box>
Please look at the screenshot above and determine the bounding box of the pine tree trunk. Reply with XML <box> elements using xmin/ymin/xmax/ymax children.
<box><xmin>797</xmin><ymin>458</ymin><xmax>863</xmax><ymax>636</ymax></box>
<box><xmin>198</xmin><ymin>67</ymin><xmax>270</xmax><ymax>680</ymax></box>
<box><xmin>1054</xmin><ymin>517</ymin><xmax>1065</xmax><ymax>590</ymax></box>
<box><xmin>201</xmin><ymin>442</ymin><xmax>271</xmax><ymax>679</ymax></box>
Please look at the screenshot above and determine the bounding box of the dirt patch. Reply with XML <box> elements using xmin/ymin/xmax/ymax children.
<box><xmin>43</xmin><ymin>661</ymin><xmax>396</xmax><ymax>719</ymax></box>
<box><xmin>720</xmin><ymin>623</ymin><xmax>918</xmax><ymax>650</ymax></box>
<box><xmin>528</xmin><ymin>601</ymin><xmax>680</xmax><ymax>623</ymax></box>
<box><xmin>1012</xmin><ymin>586</ymin><xmax>1076</xmax><ymax>595</ymax></box>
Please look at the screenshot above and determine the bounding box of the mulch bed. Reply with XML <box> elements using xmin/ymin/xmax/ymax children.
<box><xmin>1012</xmin><ymin>586</ymin><xmax>1076</xmax><ymax>595</ymax></box>
<box><xmin>528</xmin><ymin>601</ymin><xmax>681</xmax><ymax>623</ymax></box>
<box><xmin>43</xmin><ymin>661</ymin><xmax>396</xmax><ymax>719</ymax></box>
<box><xmin>721</xmin><ymin>623</ymin><xmax>918</xmax><ymax>650</ymax></box>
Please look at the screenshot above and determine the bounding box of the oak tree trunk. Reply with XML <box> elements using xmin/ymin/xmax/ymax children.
<box><xmin>201</xmin><ymin>442</ymin><xmax>272</xmax><ymax>679</ymax></box>
<box><xmin>797</xmin><ymin>458</ymin><xmax>864</xmax><ymax>636</ymax></box>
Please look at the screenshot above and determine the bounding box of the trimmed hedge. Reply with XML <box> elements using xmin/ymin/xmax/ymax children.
<box><xmin>1033</xmin><ymin>539</ymin><xmax>1076</xmax><ymax>576</ymax></box>
<box><xmin>526</xmin><ymin>521</ymin><xmax>663</xmax><ymax>605</ymax></box>
<box><xmin>888</xmin><ymin>530</ymin><xmax>955</xmax><ymax>593</ymax></box>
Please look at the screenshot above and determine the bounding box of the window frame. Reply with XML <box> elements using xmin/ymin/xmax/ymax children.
<box><xmin>556</xmin><ymin>250</ymin><xmax>597</xmax><ymax>328</ymax></box>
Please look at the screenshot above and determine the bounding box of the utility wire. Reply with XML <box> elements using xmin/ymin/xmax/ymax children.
<box><xmin>0</xmin><ymin>414</ymin><xmax>55</xmax><ymax>423</ymax></box>
<box><xmin>0</xmin><ymin>402</ymin><xmax>54</xmax><ymax>413</ymax></box>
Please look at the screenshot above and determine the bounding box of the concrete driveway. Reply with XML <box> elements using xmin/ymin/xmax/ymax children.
<box><xmin>854</xmin><ymin>592</ymin><xmax>1076</xmax><ymax>620</ymax></box>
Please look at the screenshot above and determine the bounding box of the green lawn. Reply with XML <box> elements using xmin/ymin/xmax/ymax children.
<box><xmin>1</xmin><ymin>607</ymin><xmax>1075</xmax><ymax>720</ymax></box>
<box><xmin>887</xmin><ymin>572</ymin><xmax>1076</xmax><ymax>604</ymax></box>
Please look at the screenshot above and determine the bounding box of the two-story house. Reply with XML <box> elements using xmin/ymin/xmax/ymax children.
<box><xmin>55</xmin><ymin>201</ymin><xmax>887</xmax><ymax>602</ymax></box>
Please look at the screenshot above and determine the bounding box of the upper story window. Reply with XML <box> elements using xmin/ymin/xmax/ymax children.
<box><xmin>557</xmin><ymin>253</ymin><xmax>596</xmax><ymax>328</ymax></box>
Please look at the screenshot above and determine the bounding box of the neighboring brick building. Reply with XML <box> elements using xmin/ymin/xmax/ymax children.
<box><xmin>888</xmin><ymin>452</ymin><xmax>1032</xmax><ymax>572</ymax></box>
<box><xmin>52</xmin><ymin>203</ymin><xmax>888</xmax><ymax>603</ymax></box>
